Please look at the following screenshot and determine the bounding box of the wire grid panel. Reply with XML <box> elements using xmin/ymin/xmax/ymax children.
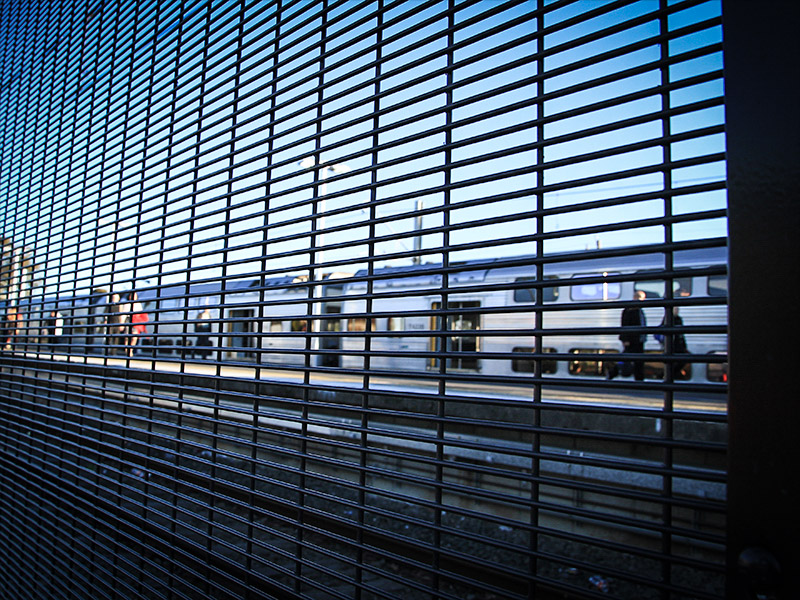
<box><xmin>0</xmin><ymin>1</ymin><xmax>727</xmax><ymax>599</ymax></box>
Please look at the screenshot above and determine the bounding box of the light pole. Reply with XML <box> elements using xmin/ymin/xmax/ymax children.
<box><xmin>413</xmin><ymin>198</ymin><xmax>423</xmax><ymax>264</ymax></box>
<box><xmin>298</xmin><ymin>157</ymin><xmax>351</xmax><ymax>198</ymax></box>
<box><xmin>297</xmin><ymin>157</ymin><xmax>351</xmax><ymax>366</ymax></box>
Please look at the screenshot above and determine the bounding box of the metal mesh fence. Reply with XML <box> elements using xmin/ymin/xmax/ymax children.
<box><xmin>0</xmin><ymin>1</ymin><xmax>727</xmax><ymax>598</ymax></box>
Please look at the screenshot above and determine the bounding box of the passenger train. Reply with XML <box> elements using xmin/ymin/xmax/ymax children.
<box><xmin>3</xmin><ymin>248</ymin><xmax>728</xmax><ymax>383</ymax></box>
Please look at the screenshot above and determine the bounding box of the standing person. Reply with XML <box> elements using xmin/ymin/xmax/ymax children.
<box><xmin>1</xmin><ymin>308</ymin><xmax>8</xmax><ymax>351</ymax></box>
<box><xmin>44</xmin><ymin>310</ymin><xmax>63</xmax><ymax>350</ymax></box>
<box><xmin>3</xmin><ymin>307</ymin><xmax>20</xmax><ymax>351</ymax></box>
<box><xmin>195</xmin><ymin>308</ymin><xmax>212</xmax><ymax>358</ymax></box>
<box><xmin>105</xmin><ymin>293</ymin><xmax>127</xmax><ymax>354</ymax></box>
<box><xmin>657</xmin><ymin>288</ymin><xmax>691</xmax><ymax>380</ymax></box>
<box><xmin>127</xmin><ymin>292</ymin><xmax>148</xmax><ymax>357</ymax></box>
<box><xmin>607</xmin><ymin>290</ymin><xmax>647</xmax><ymax>381</ymax></box>
<box><xmin>665</xmin><ymin>307</ymin><xmax>689</xmax><ymax>379</ymax></box>
<box><xmin>1</xmin><ymin>307</ymin><xmax>18</xmax><ymax>351</ymax></box>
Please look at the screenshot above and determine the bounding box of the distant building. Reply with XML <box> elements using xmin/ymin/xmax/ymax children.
<box><xmin>0</xmin><ymin>237</ymin><xmax>38</xmax><ymax>304</ymax></box>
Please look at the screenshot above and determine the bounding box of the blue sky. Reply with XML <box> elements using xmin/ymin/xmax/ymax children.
<box><xmin>0</xmin><ymin>0</ymin><xmax>725</xmax><ymax>294</ymax></box>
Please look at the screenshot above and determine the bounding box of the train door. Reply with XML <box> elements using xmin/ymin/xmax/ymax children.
<box><xmin>227</xmin><ymin>308</ymin><xmax>255</xmax><ymax>360</ymax></box>
<box><xmin>429</xmin><ymin>301</ymin><xmax>481</xmax><ymax>371</ymax></box>
<box><xmin>319</xmin><ymin>304</ymin><xmax>341</xmax><ymax>367</ymax></box>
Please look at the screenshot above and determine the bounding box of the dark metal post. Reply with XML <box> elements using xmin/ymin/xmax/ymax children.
<box><xmin>724</xmin><ymin>1</ymin><xmax>800</xmax><ymax>598</ymax></box>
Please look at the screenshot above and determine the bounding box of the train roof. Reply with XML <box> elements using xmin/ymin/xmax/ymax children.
<box><xmin>345</xmin><ymin>246</ymin><xmax>727</xmax><ymax>290</ymax></box>
<box><xmin>16</xmin><ymin>245</ymin><xmax>726</xmax><ymax>306</ymax></box>
<box><xmin>133</xmin><ymin>272</ymin><xmax>350</xmax><ymax>301</ymax></box>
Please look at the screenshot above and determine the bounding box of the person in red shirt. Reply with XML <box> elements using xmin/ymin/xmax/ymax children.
<box><xmin>127</xmin><ymin>292</ymin><xmax>149</xmax><ymax>357</ymax></box>
<box><xmin>2</xmin><ymin>306</ymin><xmax>19</xmax><ymax>351</ymax></box>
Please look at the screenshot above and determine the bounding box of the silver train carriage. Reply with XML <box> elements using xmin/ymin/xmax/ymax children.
<box><xmin>7</xmin><ymin>248</ymin><xmax>727</xmax><ymax>383</ymax></box>
<box><xmin>337</xmin><ymin>247</ymin><xmax>728</xmax><ymax>383</ymax></box>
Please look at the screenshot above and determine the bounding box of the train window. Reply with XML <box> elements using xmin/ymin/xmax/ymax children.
<box><xmin>159</xmin><ymin>298</ymin><xmax>181</xmax><ymax>309</ymax></box>
<box><xmin>707</xmin><ymin>352</ymin><xmax>728</xmax><ymax>382</ymax></box>
<box><xmin>269</xmin><ymin>321</ymin><xmax>283</xmax><ymax>333</ymax></box>
<box><xmin>707</xmin><ymin>275</ymin><xmax>727</xmax><ymax>297</ymax></box>
<box><xmin>347</xmin><ymin>318</ymin><xmax>375</xmax><ymax>332</ymax></box>
<box><xmin>568</xmin><ymin>348</ymin><xmax>618</xmax><ymax>376</ymax></box>
<box><xmin>634</xmin><ymin>277</ymin><xmax>693</xmax><ymax>298</ymax></box>
<box><xmin>570</xmin><ymin>273</ymin><xmax>621</xmax><ymax>301</ymax></box>
<box><xmin>545</xmin><ymin>277</ymin><xmax>560</xmax><ymax>302</ymax></box>
<box><xmin>513</xmin><ymin>277</ymin><xmax>560</xmax><ymax>303</ymax></box>
<box><xmin>322</xmin><ymin>305</ymin><xmax>342</xmax><ymax>334</ymax></box>
<box><xmin>291</xmin><ymin>319</ymin><xmax>308</xmax><ymax>332</ymax></box>
<box><xmin>514</xmin><ymin>282</ymin><xmax>535</xmax><ymax>303</ymax></box>
<box><xmin>511</xmin><ymin>347</ymin><xmax>557</xmax><ymax>374</ymax></box>
<box><xmin>388</xmin><ymin>317</ymin><xmax>405</xmax><ymax>331</ymax></box>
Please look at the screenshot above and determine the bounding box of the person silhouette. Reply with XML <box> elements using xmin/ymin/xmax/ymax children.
<box><xmin>607</xmin><ymin>290</ymin><xmax>647</xmax><ymax>381</ymax></box>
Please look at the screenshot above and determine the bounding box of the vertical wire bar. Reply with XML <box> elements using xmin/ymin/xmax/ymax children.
<box><xmin>125</xmin><ymin>6</ymin><xmax>159</xmax><ymax>591</ymax></box>
<box><xmin>74</xmin><ymin>0</ymin><xmax>100</xmax><ymax>366</ymax></box>
<box><xmin>659</xmin><ymin>3</ymin><xmax>675</xmax><ymax>597</ymax></box>
<box><xmin>296</xmin><ymin>0</ymin><xmax>318</xmax><ymax>589</ymax></box>
<box><xmin>167</xmin><ymin>1</ymin><xmax>193</xmax><ymax>591</ymax></box>
<box><xmin>6</xmin><ymin>0</ymin><xmax>25</xmax><ymax>355</ymax></box>
<box><xmin>211</xmin><ymin>6</ymin><xmax>247</xmax><ymax>580</ymax></box>
<box><xmin>193</xmin><ymin>4</ymin><xmax>218</xmax><ymax>596</ymax></box>
<box><xmin>432</xmin><ymin>1</ymin><xmax>455</xmax><ymax>594</ymax></box>
<box><xmin>357</xmin><ymin>2</ymin><xmax>385</xmax><ymax>596</ymax></box>
<box><xmin>174</xmin><ymin>0</ymin><xmax>193</xmax><ymax>393</ymax></box>
<box><xmin>77</xmin><ymin>0</ymin><xmax>108</xmax><ymax>585</ymax></box>
<box><xmin>530</xmin><ymin>2</ymin><xmax>544</xmax><ymax>596</ymax></box>
<box><xmin>28</xmin><ymin>0</ymin><xmax>47</xmax><ymax>361</ymax></box>
<box><xmin>105</xmin><ymin>0</ymin><xmax>133</xmax><ymax>590</ymax></box>
<box><xmin>247</xmin><ymin>0</ymin><xmax>274</xmax><ymax>592</ymax></box>
<box><xmin>48</xmin><ymin>0</ymin><xmax>70</xmax><ymax>358</ymax></box>
<box><xmin>231</xmin><ymin>1</ymin><xmax>250</xmax><ymax>588</ymax></box>
<box><xmin>29</xmin><ymin>2</ymin><xmax>53</xmax><ymax>586</ymax></box>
